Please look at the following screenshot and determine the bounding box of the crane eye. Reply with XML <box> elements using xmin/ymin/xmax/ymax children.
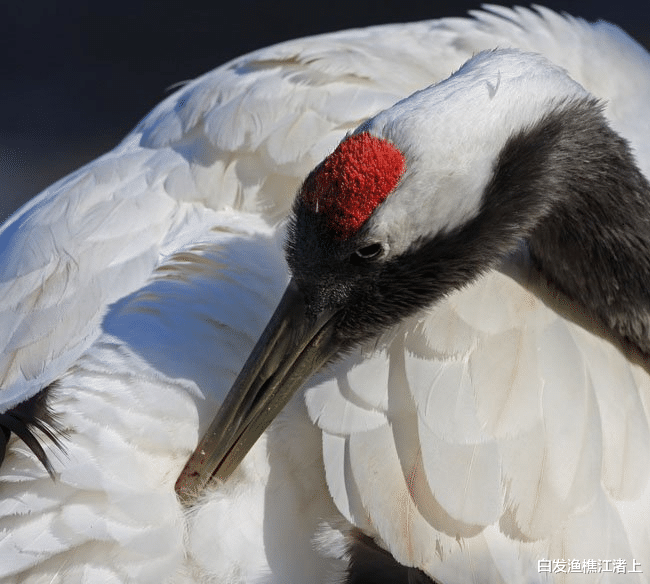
<box><xmin>353</xmin><ymin>242</ymin><xmax>384</xmax><ymax>261</ymax></box>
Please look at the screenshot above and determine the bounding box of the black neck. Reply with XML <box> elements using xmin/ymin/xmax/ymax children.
<box><xmin>486</xmin><ymin>98</ymin><xmax>650</xmax><ymax>353</ymax></box>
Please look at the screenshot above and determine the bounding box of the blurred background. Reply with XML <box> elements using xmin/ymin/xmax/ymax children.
<box><xmin>3</xmin><ymin>0</ymin><xmax>649</xmax><ymax>222</ymax></box>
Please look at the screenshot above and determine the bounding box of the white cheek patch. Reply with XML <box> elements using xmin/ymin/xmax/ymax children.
<box><xmin>368</xmin><ymin>155</ymin><xmax>493</xmax><ymax>257</ymax></box>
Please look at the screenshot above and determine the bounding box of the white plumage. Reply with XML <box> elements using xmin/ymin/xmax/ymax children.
<box><xmin>1</xmin><ymin>6</ymin><xmax>650</xmax><ymax>583</ymax></box>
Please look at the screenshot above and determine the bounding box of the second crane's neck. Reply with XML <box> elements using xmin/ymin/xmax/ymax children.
<box><xmin>484</xmin><ymin>96</ymin><xmax>650</xmax><ymax>354</ymax></box>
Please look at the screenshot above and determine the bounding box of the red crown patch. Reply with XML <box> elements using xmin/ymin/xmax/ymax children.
<box><xmin>300</xmin><ymin>133</ymin><xmax>406</xmax><ymax>239</ymax></box>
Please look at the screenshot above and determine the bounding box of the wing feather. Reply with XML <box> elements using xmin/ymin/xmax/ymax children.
<box><xmin>314</xmin><ymin>266</ymin><xmax>650</xmax><ymax>580</ymax></box>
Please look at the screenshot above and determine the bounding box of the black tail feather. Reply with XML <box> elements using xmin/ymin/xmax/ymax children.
<box><xmin>345</xmin><ymin>528</ymin><xmax>438</xmax><ymax>584</ymax></box>
<box><xmin>0</xmin><ymin>384</ymin><xmax>67</xmax><ymax>478</ymax></box>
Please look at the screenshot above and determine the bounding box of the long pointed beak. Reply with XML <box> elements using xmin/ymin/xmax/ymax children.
<box><xmin>175</xmin><ymin>279</ymin><xmax>339</xmax><ymax>504</ymax></box>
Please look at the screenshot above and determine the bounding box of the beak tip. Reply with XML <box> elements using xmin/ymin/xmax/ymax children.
<box><xmin>175</xmin><ymin>449</ymin><xmax>210</xmax><ymax>502</ymax></box>
<box><xmin>174</xmin><ymin>279</ymin><xmax>339</xmax><ymax>503</ymax></box>
<box><xmin>175</xmin><ymin>470</ymin><xmax>198</xmax><ymax>504</ymax></box>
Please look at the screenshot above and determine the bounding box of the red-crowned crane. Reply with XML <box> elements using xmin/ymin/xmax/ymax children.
<box><xmin>2</xmin><ymin>6</ymin><xmax>650</xmax><ymax>583</ymax></box>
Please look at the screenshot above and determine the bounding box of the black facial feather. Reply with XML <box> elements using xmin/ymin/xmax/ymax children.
<box><xmin>287</xmin><ymin>97</ymin><xmax>650</xmax><ymax>356</ymax></box>
<box><xmin>0</xmin><ymin>383</ymin><xmax>67</xmax><ymax>478</ymax></box>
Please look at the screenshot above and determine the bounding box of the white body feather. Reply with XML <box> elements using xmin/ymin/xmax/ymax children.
<box><xmin>1</xmin><ymin>6</ymin><xmax>650</xmax><ymax>583</ymax></box>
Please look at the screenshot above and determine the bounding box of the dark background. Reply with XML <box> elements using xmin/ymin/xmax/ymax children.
<box><xmin>3</xmin><ymin>1</ymin><xmax>649</xmax><ymax>222</ymax></box>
